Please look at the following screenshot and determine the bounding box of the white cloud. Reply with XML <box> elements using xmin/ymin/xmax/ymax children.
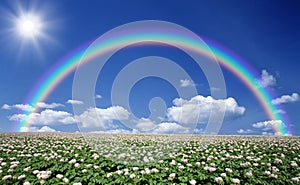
<box><xmin>272</xmin><ymin>93</ymin><xmax>299</xmax><ymax>105</ymax></box>
<box><xmin>237</xmin><ymin>129</ymin><xmax>253</xmax><ymax>134</ymax></box>
<box><xmin>20</xmin><ymin>126</ymin><xmax>57</xmax><ymax>132</ymax></box>
<box><xmin>180</xmin><ymin>79</ymin><xmax>195</xmax><ymax>87</ymax></box>
<box><xmin>193</xmin><ymin>128</ymin><xmax>204</xmax><ymax>134</ymax></box>
<box><xmin>91</xmin><ymin>129</ymin><xmax>139</xmax><ymax>134</ymax></box>
<box><xmin>151</xmin><ymin>122</ymin><xmax>190</xmax><ymax>134</ymax></box>
<box><xmin>252</xmin><ymin>120</ymin><xmax>284</xmax><ymax>134</ymax></box>
<box><xmin>167</xmin><ymin>95</ymin><xmax>245</xmax><ymax>125</ymax></box>
<box><xmin>38</xmin><ymin>126</ymin><xmax>57</xmax><ymax>132</ymax></box>
<box><xmin>9</xmin><ymin>109</ymin><xmax>76</xmax><ymax>125</ymax></box>
<box><xmin>262</xmin><ymin>131</ymin><xmax>274</xmax><ymax>136</ymax></box>
<box><xmin>95</xmin><ymin>94</ymin><xmax>102</xmax><ymax>99</ymax></box>
<box><xmin>75</xmin><ymin>106</ymin><xmax>130</xmax><ymax>129</ymax></box>
<box><xmin>36</xmin><ymin>102</ymin><xmax>64</xmax><ymax>109</ymax></box>
<box><xmin>66</xmin><ymin>99</ymin><xmax>84</xmax><ymax>105</ymax></box>
<box><xmin>2</xmin><ymin>102</ymin><xmax>63</xmax><ymax>111</ymax></box>
<box><xmin>258</xmin><ymin>69</ymin><xmax>276</xmax><ymax>87</ymax></box>
<box><xmin>134</xmin><ymin>118</ymin><xmax>157</xmax><ymax>131</ymax></box>
<box><xmin>2</xmin><ymin>104</ymin><xmax>11</xmax><ymax>110</ymax></box>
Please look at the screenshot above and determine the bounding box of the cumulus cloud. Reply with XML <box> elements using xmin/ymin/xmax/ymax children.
<box><xmin>2</xmin><ymin>102</ymin><xmax>63</xmax><ymax>111</ymax></box>
<box><xmin>20</xmin><ymin>126</ymin><xmax>57</xmax><ymax>132</ymax></box>
<box><xmin>237</xmin><ymin>129</ymin><xmax>253</xmax><ymax>134</ymax></box>
<box><xmin>151</xmin><ymin>122</ymin><xmax>190</xmax><ymax>134</ymax></box>
<box><xmin>180</xmin><ymin>79</ymin><xmax>195</xmax><ymax>87</ymax></box>
<box><xmin>258</xmin><ymin>69</ymin><xmax>276</xmax><ymax>87</ymax></box>
<box><xmin>134</xmin><ymin>118</ymin><xmax>157</xmax><ymax>131</ymax></box>
<box><xmin>252</xmin><ymin>120</ymin><xmax>284</xmax><ymax>135</ymax></box>
<box><xmin>132</xmin><ymin>120</ymin><xmax>191</xmax><ymax>134</ymax></box>
<box><xmin>9</xmin><ymin>109</ymin><xmax>76</xmax><ymax>125</ymax></box>
<box><xmin>167</xmin><ymin>95</ymin><xmax>245</xmax><ymax>125</ymax></box>
<box><xmin>66</xmin><ymin>99</ymin><xmax>84</xmax><ymax>105</ymax></box>
<box><xmin>272</xmin><ymin>93</ymin><xmax>299</xmax><ymax>105</ymax></box>
<box><xmin>75</xmin><ymin>106</ymin><xmax>130</xmax><ymax>129</ymax></box>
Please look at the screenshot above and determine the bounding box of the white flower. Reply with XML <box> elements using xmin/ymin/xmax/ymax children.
<box><xmin>107</xmin><ymin>173</ymin><xmax>113</xmax><ymax>178</ymax></box>
<box><xmin>264</xmin><ymin>171</ymin><xmax>271</xmax><ymax>175</ymax></box>
<box><xmin>215</xmin><ymin>177</ymin><xmax>223</xmax><ymax>183</ymax></box>
<box><xmin>116</xmin><ymin>170</ymin><xmax>122</xmax><ymax>175</ymax></box>
<box><xmin>56</xmin><ymin>174</ymin><xmax>63</xmax><ymax>179</ymax></box>
<box><xmin>33</xmin><ymin>170</ymin><xmax>39</xmax><ymax>175</ymax></box>
<box><xmin>291</xmin><ymin>177</ymin><xmax>300</xmax><ymax>182</ymax></box>
<box><xmin>225</xmin><ymin>168</ymin><xmax>233</xmax><ymax>173</ymax></box>
<box><xmin>130</xmin><ymin>174</ymin><xmax>136</xmax><ymax>179</ymax></box>
<box><xmin>246</xmin><ymin>171</ymin><xmax>252</xmax><ymax>177</ymax></box>
<box><xmin>94</xmin><ymin>165</ymin><xmax>99</xmax><ymax>170</ymax></box>
<box><xmin>151</xmin><ymin>168</ymin><xmax>159</xmax><ymax>173</ymax></box>
<box><xmin>232</xmin><ymin>178</ymin><xmax>240</xmax><ymax>184</ymax></box>
<box><xmin>133</xmin><ymin>167</ymin><xmax>139</xmax><ymax>171</ymax></box>
<box><xmin>63</xmin><ymin>178</ymin><xmax>69</xmax><ymax>183</ymax></box>
<box><xmin>189</xmin><ymin>179</ymin><xmax>196</xmax><ymax>185</ymax></box>
<box><xmin>23</xmin><ymin>182</ymin><xmax>31</xmax><ymax>185</ymax></box>
<box><xmin>18</xmin><ymin>174</ymin><xmax>26</xmax><ymax>180</ymax></box>
<box><xmin>73</xmin><ymin>183</ymin><xmax>82</xmax><ymax>185</ymax></box>
<box><xmin>291</xmin><ymin>161</ymin><xmax>298</xmax><ymax>167</ymax></box>
<box><xmin>145</xmin><ymin>168</ymin><xmax>151</xmax><ymax>174</ymax></box>
<box><xmin>221</xmin><ymin>173</ymin><xmax>227</xmax><ymax>177</ymax></box>
<box><xmin>195</xmin><ymin>162</ymin><xmax>201</xmax><ymax>167</ymax></box>
<box><xmin>182</xmin><ymin>158</ymin><xmax>188</xmax><ymax>163</ymax></box>
<box><xmin>37</xmin><ymin>171</ymin><xmax>50</xmax><ymax>180</ymax></box>
<box><xmin>170</xmin><ymin>160</ymin><xmax>176</xmax><ymax>165</ymax></box>
<box><xmin>2</xmin><ymin>175</ymin><xmax>12</xmax><ymax>180</ymax></box>
<box><xmin>82</xmin><ymin>169</ymin><xmax>87</xmax><ymax>173</ymax></box>
<box><xmin>169</xmin><ymin>173</ymin><xmax>176</xmax><ymax>181</ymax></box>
<box><xmin>74</xmin><ymin>163</ymin><xmax>80</xmax><ymax>168</ymax></box>
<box><xmin>270</xmin><ymin>174</ymin><xmax>278</xmax><ymax>179</ymax></box>
<box><xmin>274</xmin><ymin>158</ymin><xmax>282</xmax><ymax>164</ymax></box>
<box><xmin>69</xmin><ymin>159</ymin><xmax>76</xmax><ymax>164</ymax></box>
<box><xmin>178</xmin><ymin>165</ymin><xmax>185</xmax><ymax>171</ymax></box>
<box><xmin>24</xmin><ymin>167</ymin><xmax>31</xmax><ymax>172</ymax></box>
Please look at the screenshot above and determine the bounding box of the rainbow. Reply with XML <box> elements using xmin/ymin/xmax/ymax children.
<box><xmin>17</xmin><ymin>22</ymin><xmax>292</xmax><ymax>135</ymax></box>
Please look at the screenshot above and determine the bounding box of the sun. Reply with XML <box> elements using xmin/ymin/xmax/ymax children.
<box><xmin>2</xmin><ymin>1</ymin><xmax>57</xmax><ymax>61</ymax></box>
<box><xmin>15</xmin><ymin>14</ymin><xmax>43</xmax><ymax>39</ymax></box>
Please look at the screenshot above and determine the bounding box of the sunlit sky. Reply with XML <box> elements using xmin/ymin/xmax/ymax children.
<box><xmin>0</xmin><ymin>0</ymin><xmax>299</xmax><ymax>135</ymax></box>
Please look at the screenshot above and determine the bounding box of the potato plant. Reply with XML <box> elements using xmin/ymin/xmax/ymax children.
<box><xmin>0</xmin><ymin>133</ymin><xmax>299</xmax><ymax>184</ymax></box>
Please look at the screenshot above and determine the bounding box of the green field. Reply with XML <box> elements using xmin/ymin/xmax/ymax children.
<box><xmin>0</xmin><ymin>133</ymin><xmax>299</xmax><ymax>184</ymax></box>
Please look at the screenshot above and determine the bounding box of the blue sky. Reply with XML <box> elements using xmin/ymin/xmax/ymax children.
<box><xmin>0</xmin><ymin>0</ymin><xmax>299</xmax><ymax>135</ymax></box>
